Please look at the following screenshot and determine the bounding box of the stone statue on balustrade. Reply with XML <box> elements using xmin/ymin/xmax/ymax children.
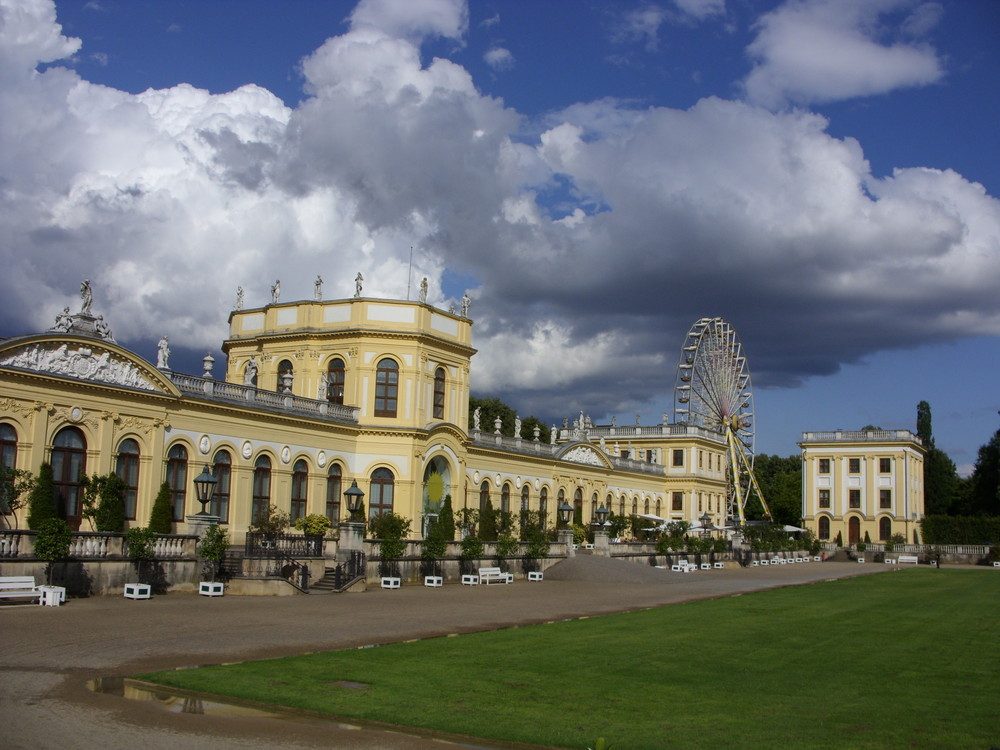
<box><xmin>354</xmin><ymin>272</ymin><xmax>364</xmax><ymax>297</ymax></box>
<box><xmin>156</xmin><ymin>336</ymin><xmax>170</xmax><ymax>369</ymax></box>
<box><xmin>419</xmin><ymin>277</ymin><xmax>428</xmax><ymax>303</ymax></box>
<box><xmin>473</xmin><ymin>406</ymin><xmax>481</xmax><ymax>431</ymax></box>
<box><xmin>461</xmin><ymin>292</ymin><xmax>471</xmax><ymax>317</ymax></box>
<box><xmin>314</xmin><ymin>275</ymin><xmax>323</xmax><ymax>301</ymax></box>
<box><xmin>271</xmin><ymin>279</ymin><xmax>280</xmax><ymax>304</ymax></box>
<box><xmin>235</xmin><ymin>286</ymin><xmax>244</xmax><ymax>310</ymax></box>
<box><xmin>514</xmin><ymin>415</ymin><xmax>521</xmax><ymax>438</ymax></box>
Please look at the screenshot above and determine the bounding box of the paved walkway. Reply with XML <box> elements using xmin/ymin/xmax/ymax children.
<box><xmin>1</xmin><ymin>558</ymin><xmax>882</xmax><ymax>750</ymax></box>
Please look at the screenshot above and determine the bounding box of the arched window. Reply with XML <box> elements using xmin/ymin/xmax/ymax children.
<box><xmin>374</xmin><ymin>358</ymin><xmax>399</xmax><ymax>417</ymax></box>
<box><xmin>369</xmin><ymin>468</ymin><xmax>394</xmax><ymax>518</ymax></box>
<box><xmin>0</xmin><ymin>423</ymin><xmax>16</xmax><ymax>469</ymax></box>
<box><xmin>115</xmin><ymin>438</ymin><xmax>140</xmax><ymax>520</ymax></box>
<box><xmin>818</xmin><ymin>516</ymin><xmax>830</xmax><ymax>540</ymax></box>
<box><xmin>52</xmin><ymin>427</ymin><xmax>86</xmax><ymax>530</ymax></box>
<box><xmin>591</xmin><ymin>493</ymin><xmax>598</xmax><ymax>523</ymax></box>
<box><xmin>327</xmin><ymin>358</ymin><xmax>345</xmax><ymax>404</ymax></box>
<box><xmin>501</xmin><ymin>483</ymin><xmax>510</xmax><ymax>514</ymax></box>
<box><xmin>479</xmin><ymin>481</ymin><xmax>491</xmax><ymax>513</ymax></box>
<box><xmin>277</xmin><ymin>359</ymin><xmax>294</xmax><ymax>393</ymax></box>
<box><xmin>573</xmin><ymin>488</ymin><xmax>583</xmax><ymax>526</ymax></box>
<box><xmin>878</xmin><ymin>516</ymin><xmax>891</xmax><ymax>541</ymax></box>
<box><xmin>521</xmin><ymin>485</ymin><xmax>530</xmax><ymax>512</ymax></box>
<box><xmin>212</xmin><ymin>450</ymin><xmax>231</xmax><ymax>522</ymax></box>
<box><xmin>166</xmin><ymin>444</ymin><xmax>188</xmax><ymax>522</ymax></box>
<box><xmin>619</xmin><ymin>495</ymin><xmax>626</xmax><ymax>517</ymax></box>
<box><xmin>632</xmin><ymin>497</ymin><xmax>638</xmax><ymax>515</ymax></box>
<box><xmin>433</xmin><ymin>367</ymin><xmax>445</xmax><ymax>420</ymax></box>
<box><xmin>326</xmin><ymin>464</ymin><xmax>342</xmax><ymax>523</ymax></box>
<box><xmin>291</xmin><ymin>459</ymin><xmax>308</xmax><ymax>522</ymax></box>
<box><xmin>644</xmin><ymin>498</ymin><xmax>650</xmax><ymax>514</ymax></box>
<box><xmin>655</xmin><ymin>498</ymin><xmax>661</xmax><ymax>516</ymax></box>
<box><xmin>252</xmin><ymin>455</ymin><xmax>271</xmax><ymax>524</ymax></box>
<box><xmin>539</xmin><ymin>487</ymin><xmax>548</xmax><ymax>527</ymax></box>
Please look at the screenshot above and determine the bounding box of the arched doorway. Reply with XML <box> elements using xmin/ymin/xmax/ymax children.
<box><xmin>848</xmin><ymin>516</ymin><xmax>861</xmax><ymax>546</ymax></box>
<box><xmin>422</xmin><ymin>456</ymin><xmax>451</xmax><ymax>536</ymax></box>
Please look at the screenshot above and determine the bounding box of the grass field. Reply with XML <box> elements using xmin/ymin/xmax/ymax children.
<box><xmin>138</xmin><ymin>569</ymin><xmax>1000</xmax><ymax>749</ymax></box>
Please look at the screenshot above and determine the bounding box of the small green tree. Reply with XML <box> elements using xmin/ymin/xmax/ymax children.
<box><xmin>0</xmin><ymin>465</ymin><xmax>34</xmax><ymax>529</ymax></box>
<box><xmin>148</xmin><ymin>481</ymin><xmax>173</xmax><ymax>534</ymax></box>
<box><xmin>294</xmin><ymin>513</ymin><xmax>332</xmax><ymax>536</ymax></box>
<box><xmin>34</xmin><ymin>517</ymin><xmax>72</xmax><ymax>585</ymax></box>
<box><xmin>495</xmin><ymin>531</ymin><xmax>519</xmax><ymax>570</ymax></box>
<box><xmin>369</xmin><ymin>512</ymin><xmax>411</xmax><ymax>577</ymax></box>
<box><xmin>523</xmin><ymin>527</ymin><xmax>549</xmax><ymax>572</ymax></box>
<box><xmin>437</xmin><ymin>494</ymin><xmax>456</xmax><ymax>541</ymax></box>
<box><xmin>459</xmin><ymin>534</ymin><xmax>485</xmax><ymax>574</ymax></box>
<box><xmin>249</xmin><ymin>504</ymin><xmax>290</xmax><ymax>536</ymax></box>
<box><xmin>125</xmin><ymin>526</ymin><xmax>157</xmax><ymax>583</ymax></box>
<box><xmin>81</xmin><ymin>473</ymin><xmax>128</xmax><ymax>532</ymax></box>
<box><xmin>27</xmin><ymin>463</ymin><xmax>57</xmax><ymax>530</ymax></box>
<box><xmin>456</xmin><ymin>507</ymin><xmax>478</xmax><ymax>537</ymax></box>
<box><xmin>421</xmin><ymin>520</ymin><xmax>448</xmax><ymax>577</ymax></box>
<box><xmin>479</xmin><ymin>499</ymin><xmax>498</xmax><ymax>541</ymax></box>
<box><xmin>197</xmin><ymin>524</ymin><xmax>230</xmax><ymax>582</ymax></box>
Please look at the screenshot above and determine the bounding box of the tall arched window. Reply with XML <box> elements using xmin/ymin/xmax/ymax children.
<box><xmin>327</xmin><ymin>358</ymin><xmax>346</xmax><ymax>404</ymax></box>
<box><xmin>573</xmin><ymin>488</ymin><xmax>583</xmax><ymax>526</ymax></box>
<box><xmin>374</xmin><ymin>358</ymin><xmax>399</xmax><ymax>417</ymax></box>
<box><xmin>539</xmin><ymin>487</ymin><xmax>548</xmax><ymax>527</ymax></box>
<box><xmin>521</xmin><ymin>485</ymin><xmax>530</xmax><ymax>512</ymax></box>
<box><xmin>591</xmin><ymin>493</ymin><xmax>598</xmax><ymax>523</ymax></box>
<box><xmin>655</xmin><ymin>498</ymin><xmax>661</xmax><ymax>516</ymax></box>
<box><xmin>878</xmin><ymin>516</ymin><xmax>891</xmax><ymax>541</ymax></box>
<box><xmin>479</xmin><ymin>481</ymin><xmax>491</xmax><ymax>513</ymax></box>
<box><xmin>501</xmin><ymin>483</ymin><xmax>511</xmax><ymax>514</ymax></box>
<box><xmin>369</xmin><ymin>468</ymin><xmax>394</xmax><ymax>518</ymax></box>
<box><xmin>115</xmin><ymin>438</ymin><xmax>140</xmax><ymax>520</ymax></box>
<box><xmin>0</xmin><ymin>423</ymin><xmax>16</xmax><ymax>469</ymax></box>
<box><xmin>326</xmin><ymin>464</ymin><xmax>342</xmax><ymax>523</ymax></box>
<box><xmin>252</xmin><ymin>455</ymin><xmax>271</xmax><ymax>524</ymax></box>
<box><xmin>291</xmin><ymin>459</ymin><xmax>308</xmax><ymax>522</ymax></box>
<box><xmin>619</xmin><ymin>495</ymin><xmax>626</xmax><ymax>517</ymax></box>
<box><xmin>52</xmin><ymin>427</ymin><xmax>86</xmax><ymax>530</ymax></box>
<box><xmin>212</xmin><ymin>450</ymin><xmax>231</xmax><ymax>522</ymax></box>
<box><xmin>433</xmin><ymin>367</ymin><xmax>445</xmax><ymax>420</ymax></box>
<box><xmin>277</xmin><ymin>359</ymin><xmax>294</xmax><ymax>393</ymax></box>
<box><xmin>644</xmin><ymin>498</ymin><xmax>650</xmax><ymax>514</ymax></box>
<box><xmin>818</xmin><ymin>516</ymin><xmax>830</xmax><ymax>540</ymax></box>
<box><xmin>166</xmin><ymin>444</ymin><xmax>188</xmax><ymax>522</ymax></box>
<box><xmin>632</xmin><ymin>497</ymin><xmax>638</xmax><ymax>515</ymax></box>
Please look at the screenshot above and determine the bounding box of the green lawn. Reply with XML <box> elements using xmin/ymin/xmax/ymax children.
<box><xmin>138</xmin><ymin>569</ymin><xmax>1000</xmax><ymax>749</ymax></box>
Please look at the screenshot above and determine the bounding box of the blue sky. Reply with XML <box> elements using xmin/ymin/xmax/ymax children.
<box><xmin>2</xmin><ymin>0</ymin><xmax>998</xmax><ymax>474</ymax></box>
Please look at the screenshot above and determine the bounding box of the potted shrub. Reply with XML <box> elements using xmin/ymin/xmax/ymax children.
<box><xmin>34</xmin><ymin>517</ymin><xmax>71</xmax><ymax>586</ymax></box>
<box><xmin>197</xmin><ymin>524</ymin><xmax>229</xmax><ymax>596</ymax></box>
<box><xmin>124</xmin><ymin>526</ymin><xmax>156</xmax><ymax>599</ymax></box>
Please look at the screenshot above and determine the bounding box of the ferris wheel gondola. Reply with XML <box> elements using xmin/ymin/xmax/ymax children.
<box><xmin>673</xmin><ymin>317</ymin><xmax>771</xmax><ymax>525</ymax></box>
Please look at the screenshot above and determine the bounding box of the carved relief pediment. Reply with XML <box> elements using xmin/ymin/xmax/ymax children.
<box><xmin>0</xmin><ymin>339</ymin><xmax>168</xmax><ymax>393</ymax></box>
<box><xmin>560</xmin><ymin>443</ymin><xmax>611</xmax><ymax>468</ymax></box>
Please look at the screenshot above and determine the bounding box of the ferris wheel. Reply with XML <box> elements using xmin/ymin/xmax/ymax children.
<box><xmin>673</xmin><ymin>317</ymin><xmax>771</xmax><ymax>525</ymax></box>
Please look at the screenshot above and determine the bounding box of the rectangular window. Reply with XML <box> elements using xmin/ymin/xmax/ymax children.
<box><xmin>879</xmin><ymin>457</ymin><xmax>891</xmax><ymax>473</ymax></box>
<box><xmin>849</xmin><ymin>489</ymin><xmax>861</xmax><ymax>509</ymax></box>
<box><xmin>672</xmin><ymin>449</ymin><xmax>684</xmax><ymax>468</ymax></box>
<box><xmin>848</xmin><ymin>458</ymin><xmax>861</xmax><ymax>474</ymax></box>
<box><xmin>818</xmin><ymin>458</ymin><xmax>830</xmax><ymax>474</ymax></box>
<box><xmin>879</xmin><ymin>489</ymin><xmax>892</xmax><ymax>508</ymax></box>
<box><xmin>671</xmin><ymin>492</ymin><xmax>683</xmax><ymax>511</ymax></box>
<box><xmin>818</xmin><ymin>489</ymin><xmax>830</xmax><ymax>509</ymax></box>
<box><xmin>698</xmin><ymin>451</ymin><xmax>703</xmax><ymax>469</ymax></box>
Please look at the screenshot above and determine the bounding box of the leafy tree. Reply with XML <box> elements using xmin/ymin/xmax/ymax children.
<box><xmin>27</xmin><ymin>463</ymin><xmax>57</xmax><ymax>530</ymax></box>
<box><xmin>960</xmin><ymin>424</ymin><xmax>1000</xmax><ymax>516</ymax></box>
<box><xmin>456</xmin><ymin>507</ymin><xmax>478</xmax><ymax>537</ymax></box>
<box><xmin>294</xmin><ymin>513</ymin><xmax>332</xmax><ymax>536</ymax></box>
<box><xmin>495</xmin><ymin>532</ymin><xmax>519</xmax><ymax>568</ymax></box>
<box><xmin>519</xmin><ymin>416</ymin><xmax>551</xmax><ymax>443</ymax></box>
<box><xmin>0</xmin><ymin>465</ymin><xmax>34</xmax><ymax>529</ymax></box>
<box><xmin>606</xmin><ymin>511</ymin><xmax>631</xmax><ymax>539</ymax></box>
<box><xmin>197</xmin><ymin>524</ymin><xmax>230</xmax><ymax>582</ymax></box>
<box><xmin>752</xmin><ymin>454</ymin><xmax>802</xmax><ymax>525</ymax></box>
<box><xmin>479</xmin><ymin>499</ymin><xmax>498</xmax><ymax>541</ymax></box>
<box><xmin>368</xmin><ymin>512</ymin><xmax>411</xmax><ymax>576</ymax></box>
<box><xmin>248</xmin><ymin>504</ymin><xmax>290</xmax><ymax>536</ymax></box>
<box><xmin>459</xmin><ymin>534</ymin><xmax>485</xmax><ymax>565</ymax></box>
<box><xmin>148</xmin><ymin>481</ymin><xmax>173</xmax><ymax>534</ymax></box>
<box><xmin>125</xmin><ymin>526</ymin><xmax>157</xmax><ymax>583</ymax></box>
<box><xmin>438</xmin><ymin>494</ymin><xmax>456</xmax><ymax>541</ymax></box>
<box><xmin>34</xmin><ymin>517</ymin><xmax>72</xmax><ymax>585</ymax></box>
<box><xmin>81</xmin><ymin>473</ymin><xmax>127</xmax><ymax>532</ymax></box>
<box><xmin>917</xmin><ymin>401</ymin><xmax>962</xmax><ymax>514</ymax></box>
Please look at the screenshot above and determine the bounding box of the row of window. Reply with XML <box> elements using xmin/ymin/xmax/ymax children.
<box><xmin>817</xmin><ymin>489</ymin><xmax>893</xmax><ymax>509</ymax></box>
<box><xmin>817</xmin><ymin>457</ymin><xmax>894</xmax><ymax>474</ymax></box>
<box><xmin>251</xmin><ymin>357</ymin><xmax>447</xmax><ymax>420</ymax></box>
<box><xmin>0</xmin><ymin>423</ymin><xmax>396</xmax><ymax>529</ymax></box>
<box><xmin>817</xmin><ymin>515</ymin><xmax>895</xmax><ymax>541</ymax></box>
<box><xmin>475</xmin><ymin>483</ymin><xmax>669</xmax><ymax>520</ymax></box>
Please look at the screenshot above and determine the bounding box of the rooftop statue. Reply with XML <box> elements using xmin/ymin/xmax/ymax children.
<box><xmin>156</xmin><ymin>336</ymin><xmax>170</xmax><ymax>369</ymax></box>
<box><xmin>271</xmin><ymin>279</ymin><xmax>280</xmax><ymax>304</ymax></box>
<box><xmin>80</xmin><ymin>279</ymin><xmax>93</xmax><ymax>315</ymax></box>
<box><xmin>50</xmin><ymin>307</ymin><xmax>72</xmax><ymax>332</ymax></box>
<box><xmin>235</xmin><ymin>286</ymin><xmax>244</xmax><ymax>310</ymax></box>
<box><xmin>354</xmin><ymin>272</ymin><xmax>364</xmax><ymax>298</ymax></box>
<box><xmin>95</xmin><ymin>315</ymin><xmax>114</xmax><ymax>343</ymax></box>
<box><xmin>419</xmin><ymin>277</ymin><xmax>428</xmax><ymax>303</ymax></box>
<box><xmin>461</xmin><ymin>292</ymin><xmax>471</xmax><ymax>317</ymax></box>
<box><xmin>314</xmin><ymin>275</ymin><xmax>323</xmax><ymax>301</ymax></box>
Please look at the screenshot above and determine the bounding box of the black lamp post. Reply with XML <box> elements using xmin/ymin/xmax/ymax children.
<box><xmin>557</xmin><ymin>500</ymin><xmax>573</xmax><ymax>528</ymax></box>
<box><xmin>344</xmin><ymin>480</ymin><xmax>365</xmax><ymax>522</ymax></box>
<box><xmin>595</xmin><ymin>503</ymin><xmax>610</xmax><ymax>526</ymax></box>
<box><xmin>699</xmin><ymin>511</ymin><xmax>712</xmax><ymax>536</ymax></box>
<box><xmin>192</xmin><ymin>465</ymin><xmax>217</xmax><ymax>516</ymax></box>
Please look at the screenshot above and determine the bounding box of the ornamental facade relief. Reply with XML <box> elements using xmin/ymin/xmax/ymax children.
<box><xmin>0</xmin><ymin>343</ymin><xmax>157</xmax><ymax>391</ymax></box>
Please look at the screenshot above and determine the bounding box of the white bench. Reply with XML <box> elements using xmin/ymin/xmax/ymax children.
<box><xmin>423</xmin><ymin>576</ymin><xmax>443</xmax><ymax>587</ymax></box>
<box><xmin>0</xmin><ymin>576</ymin><xmax>42</xmax><ymax>603</ymax></box>
<box><xmin>461</xmin><ymin>574</ymin><xmax>479</xmax><ymax>585</ymax></box>
<box><xmin>123</xmin><ymin>582</ymin><xmax>151</xmax><ymax>599</ymax></box>
<box><xmin>478</xmin><ymin>567</ymin><xmax>512</xmax><ymax>584</ymax></box>
<box><xmin>199</xmin><ymin>581</ymin><xmax>225</xmax><ymax>596</ymax></box>
<box><xmin>897</xmin><ymin>555</ymin><xmax>919</xmax><ymax>565</ymax></box>
<box><xmin>527</xmin><ymin>571</ymin><xmax>543</xmax><ymax>581</ymax></box>
<box><xmin>380</xmin><ymin>577</ymin><xmax>401</xmax><ymax>589</ymax></box>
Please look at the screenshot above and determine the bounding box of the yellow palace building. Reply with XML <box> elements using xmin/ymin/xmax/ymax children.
<box><xmin>0</xmin><ymin>283</ymin><xmax>714</xmax><ymax>540</ymax></box>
